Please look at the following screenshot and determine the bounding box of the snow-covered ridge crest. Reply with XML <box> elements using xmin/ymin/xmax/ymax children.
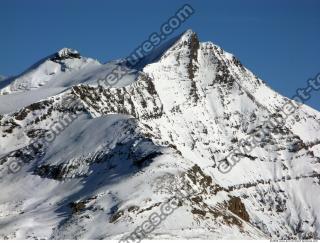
<box><xmin>57</xmin><ymin>48</ymin><xmax>80</xmax><ymax>58</ymax></box>
<box><xmin>0</xmin><ymin>29</ymin><xmax>320</xmax><ymax>240</ymax></box>
<box><xmin>0</xmin><ymin>48</ymin><xmax>100</xmax><ymax>95</ymax></box>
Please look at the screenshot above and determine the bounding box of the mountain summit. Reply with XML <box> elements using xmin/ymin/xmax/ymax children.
<box><xmin>0</xmin><ymin>30</ymin><xmax>319</xmax><ymax>240</ymax></box>
<box><xmin>0</xmin><ymin>48</ymin><xmax>99</xmax><ymax>95</ymax></box>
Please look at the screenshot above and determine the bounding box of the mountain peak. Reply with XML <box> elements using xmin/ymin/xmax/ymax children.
<box><xmin>1</xmin><ymin>30</ymin><xmax>320</xmax><ymax>240</ymax></box>
<box><xmin>51</xmin><ymin>48</ymin><xmax>81</xmax><ymax>61</ymax></box>
<box><xmin>180</xmin><ymin>29</ymin><xmax>197</xmax><ymax>38</ymax></box>
<box><xmin>0</xmin><ymin>47</ymin><xmax>100</xmax><ymax>95</ymax></box>
<box><xmin>174</xmin><ymin>29</ymin><xmax>199</xmax><ymax>48</ymax></box>
<box><xmin>58</xmin><ymin>48</ymin><xmax>79</xmax><ymax>56</ymax></box>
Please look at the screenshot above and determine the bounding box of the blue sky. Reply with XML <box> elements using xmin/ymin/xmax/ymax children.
<box><xmin>1</xmin><ymin>0</ymin><xmax>319</xmax><ymax>110</ymax></box>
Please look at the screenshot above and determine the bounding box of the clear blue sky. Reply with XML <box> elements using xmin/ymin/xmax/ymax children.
<box><xmin>1</xmin><ymin>0</ymin><xmax>319</xmax><ymax>110</ymax></box>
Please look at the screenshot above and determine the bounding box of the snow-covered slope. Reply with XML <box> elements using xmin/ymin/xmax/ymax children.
<box><xmin>0</xmin><ymin>48</ymin><xmax>100</xmax><ymax>95</ymax></box>
<box><xmin>0</xmin><ymin>30</ymin><xmax>319</xmax><ymax>240</ymax></box>
<box><xmin>0</xmin><ymin>51</ymin><xmax>138</xmax><ymax>114</ymax></box>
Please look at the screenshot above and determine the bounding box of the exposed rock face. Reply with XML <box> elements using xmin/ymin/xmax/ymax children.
<box><xmin>0</xmin><ymin>30</ymin><xmax>320</xmax><ymax>240</ymax></box>
<box><xmin>227</xmin><ymin>197</ymin><xmax>250</xmax><ymax>222</ymax></box>
<box><xmin>50</xmin><ymin>48</ymin><xmax>81</xmax><ymax>62</ymax></box>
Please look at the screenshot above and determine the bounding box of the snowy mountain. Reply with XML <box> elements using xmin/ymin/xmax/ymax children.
<box><xmin>0</xmin><ymin>30</ymin><xmax>319</xmax><ymax>240</ymax></box>
<box><xmin>0</xmin><ymin>48</ymin><xmax>100</xmax><ymax>95</ymax></box>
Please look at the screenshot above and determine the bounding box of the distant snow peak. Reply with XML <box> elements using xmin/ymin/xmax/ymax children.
<box><xmin>181</xmin><ymin>29</ymin><xmax>197</xmax><ymax>41</ymax></box>
<box><xmin>58</xmin><ymin>48</ymin><xmax>79</xmax><ymax>57</ymax></box>
<box><xmin>0</xmin><ymin>47</ymin><xmax>101</xmax><ymax>96</ymax></box>
<box><xmin>51</xmin><ymin>48</ymin><xmax>81</xmax><ymax>61</ymax></box>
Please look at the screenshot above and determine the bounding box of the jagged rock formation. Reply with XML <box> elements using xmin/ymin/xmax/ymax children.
<box><xmin>0</xmin><ymin>30</ymin><xmax>319</xmax><ymax>240</ymax></box>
